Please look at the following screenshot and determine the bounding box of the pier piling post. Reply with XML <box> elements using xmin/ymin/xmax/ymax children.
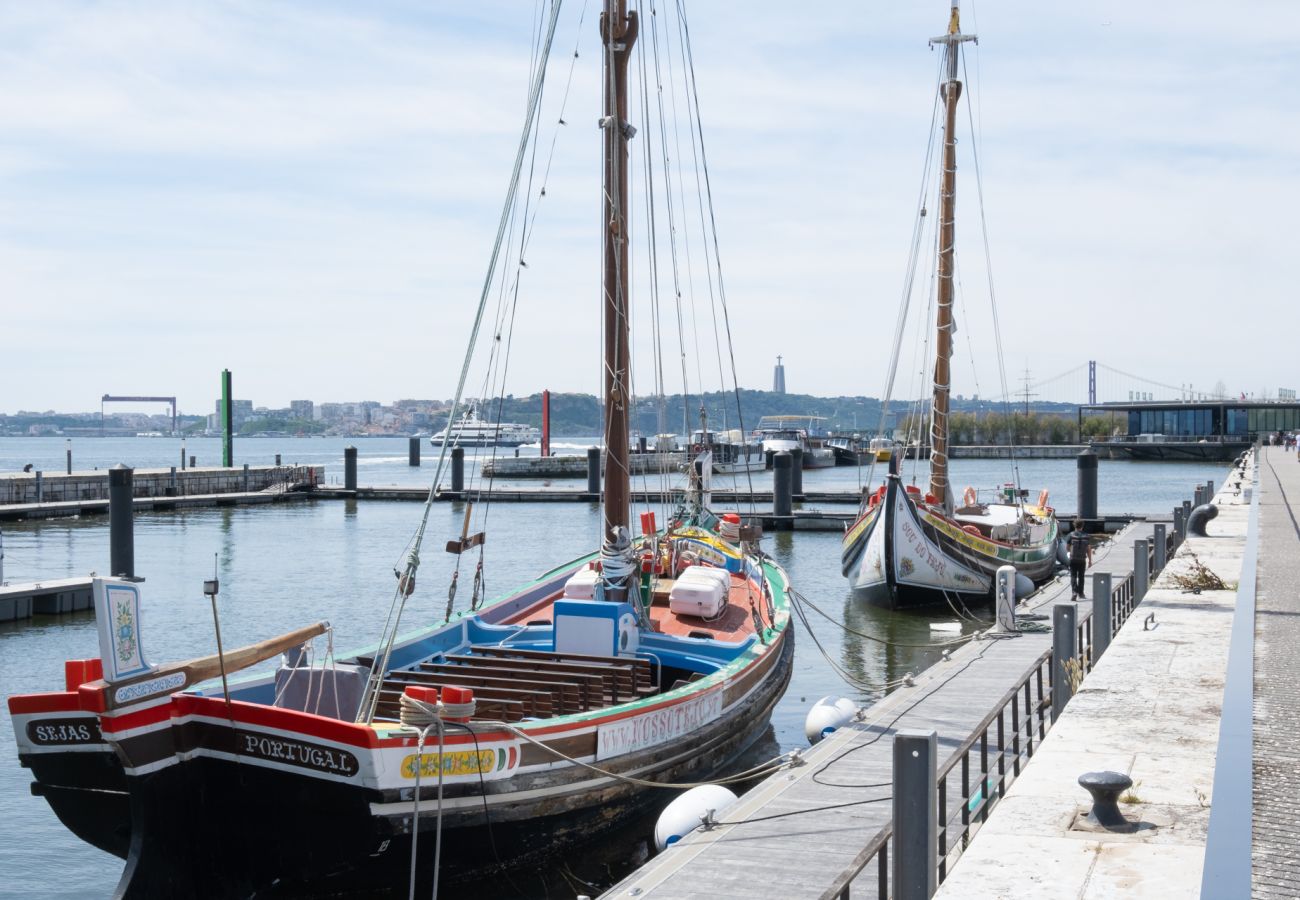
<box><xmin>1076</xmin><ymin>447</ymin><xmax>1098</xmax><ymax>525</ymax></box>
<box><xmin>1206</xmin><ymin>479</ymin><xmax>1215</xmax><ymax>500</ymax></box>
<box><xmin>586</xmin><ymin>447</ymin><xmax>600</xmax><ymax>499</ymax></box>
<box><xmin>344</xmin><ymin>446</ymin><xmax>357</xmax><ymax>491</ymax></box>
<box><xmin>1092</xmin><ymin>573</ymin><xmax>1113</xmax><ymax>662</ymax></box>
<box><xmin>1153</xmin><ymin>524</ymin><xmax>1167</xmax><ymax>572</ymax></box>
<box><xmin>1133</xmin><ymin>539</ymin><xmax>1149</xmax><ymax>604</ymax></box>
<box><xmin>189</xmin><ymin>455</ymin><xmax>196</xmax><ymax>469</ymax></box>
<box><xmin>34</xmin><ymin>471</ymin><xmax>43</xmax><ymax>504</ymax></box>
<box><xmin>772</xmin><ymin>452</ymin><xmax>793</xmax><ymax>519</ymax></box>
<box><xmin>790</xmin><ymin>447</ymin><xmax>803</xmax><ymax>498</ymax></box>
<box><xmin>1052</xmin><ymin>603</ymin><xmax>1078</xmax><ymax>721</ymax></box>
<box><xmin>109</xmin><ymin>464</ymin><xmax>134</xmax><ymax>579</ymax></box>
<box><xmin>242</xmin><ymin>463</ymin><xmax>250</xmax><ymax>493</ymax></box>
<box><xmin>275</xmin><ymin>453</ymin><xmax>281</xmax><ymax>467</ymax></box>
<box><xmin>1173</xmin><ymin>506</ymin><xmax>1185</xmax><ymax>541</ymax></box>
<box><xmin>1182</xmin><ymin>500</ymin><xmax>1193</xmax><ymax>534</ymax></box>
<box><xmin>169</xmin><ymin>466</ymin><xmax>177</xmax><ymax>496</ymax></box>
<box><xmin>892</xmin><ymin>729</ymin><xmax>938</xmax><ymax>900</ymax></box>
<box><xmin>452</xmin><ymin>446</ymin><xmax>466</xmax><ymax>493</ymax></box>
<box><xmin>66</xmin><ymin>440</ymin><xmax>72</xmax><ymax>475</ymax></box>
<box><xmin>181</xmin><ymin>440</ymin><xmax>187</xmax><ymax>471</ymax></box>
<box><xmin>408</xmin><ymin>437</ymin><xmax>420</xmax><ymax>467</ymax></box>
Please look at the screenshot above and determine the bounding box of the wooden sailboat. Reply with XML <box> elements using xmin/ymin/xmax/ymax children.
<box><xmin>841</xmin><ymin>2</ymin><xmax>1058</xmax><ymax>609</ymax></box>
<box><xmin>8</xmin><ymin>4</ymin><xmax>793</xmax><ymax>895</ymax></box>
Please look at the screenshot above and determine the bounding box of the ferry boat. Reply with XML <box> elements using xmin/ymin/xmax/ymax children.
<box><xmin>431</xmin><ymin>404</ymin><xmax>539</xmax><ymax>448</ymax></box>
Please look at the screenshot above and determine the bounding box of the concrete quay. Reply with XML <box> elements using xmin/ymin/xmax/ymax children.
<box><xmin>0</xmin><ymin>577</ymin><xmax>94</xmax><ymax>622</ymax></box>
<box><xmin>0</xmin><ymin>465</ymin><xmax>321</xmax><ymax>521</ymax></box>
<box><xmin>932</xmin><ymin>456</ymin><xmax>1254</xmax><ymax>898</ymax></box>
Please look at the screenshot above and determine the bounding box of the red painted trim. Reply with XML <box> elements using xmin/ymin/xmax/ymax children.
<box><xmin>99</xmin><ymin>701</ymin><xmax>173</xmax><ymax>734</ymax></box>
<box><xmin>7</xmin><ymin>692</ymin><xmax>82</xmax><ymax>715</ymax></box>
<box><xmin>171</xmin><ymin>695</ymin><xmax>382</xmax><ymax>749</ymax></box>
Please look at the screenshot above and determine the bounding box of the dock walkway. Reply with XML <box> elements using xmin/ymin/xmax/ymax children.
<box><xmin>601</xmin><ymin>524</ymin><xmax>1155</xmax><ymax>899</ymax></box>
<box><xmin>1253</xmin><ymin>447</ymin><xmax>1300</xmax><ymax>898</ymax></box>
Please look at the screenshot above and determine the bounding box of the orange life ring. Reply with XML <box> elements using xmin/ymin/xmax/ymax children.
<box><xmin>962</xmin><ymin>525</ymin><xmax>982</xmax><ymax>536</ymax></box>
<box><xmin>1037</xmin><ymin>489</ymin><xmax>1050</xmax><ymax>508</ymax></box>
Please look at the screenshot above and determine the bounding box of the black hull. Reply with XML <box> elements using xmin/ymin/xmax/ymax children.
<box><xmin>112</xmin><ymin>633</ymin><xmax>794</xmax><ymax>899</ymax></box>
<box><xmin>21</xmin><ymin>750</ymin><xmax>131</xmax><ymax>859</ymax></box>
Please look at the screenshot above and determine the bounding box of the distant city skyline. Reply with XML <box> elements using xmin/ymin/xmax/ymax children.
<box><xmin>0</xmin><ymin>3</ymin><xmax>1294</xmax><ymax>412</ymax></box>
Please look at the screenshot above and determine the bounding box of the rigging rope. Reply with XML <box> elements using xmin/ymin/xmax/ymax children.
<box><xmin>358</xmin><ymin>0</ymin><xmax>565</xmax><ymax>725</ymax></box>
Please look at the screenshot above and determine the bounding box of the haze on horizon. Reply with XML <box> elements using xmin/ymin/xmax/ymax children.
<box><xmin>0</xmin><ymin>1</ymin><xmax>1295</xmax><ymax>417</ymax></box>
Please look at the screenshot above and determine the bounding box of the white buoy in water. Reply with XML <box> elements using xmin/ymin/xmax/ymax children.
<box><xmin>654</xmin><ymin>784</ymin><xmax>737</xmax><ymax>851</ymax></box>
<box><xmin>804</xmin><ymin>696</ymin><xmax>858</xmax><ymax>745</ymax></box>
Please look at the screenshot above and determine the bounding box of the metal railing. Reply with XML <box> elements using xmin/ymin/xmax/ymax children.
<box><xmin>822</xmin><ymin>650</ymin><xmax>1054</xmax><ymax>899</ymax></box>
<box><xmin>826</xmin><ymin>514</ymin><xmax>1188</xmax><ymax>899</ymax></box>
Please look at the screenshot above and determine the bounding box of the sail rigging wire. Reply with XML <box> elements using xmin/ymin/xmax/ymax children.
<box><xmin>358</xmin><ymin>0</ymin><xmax>565</xmax><ymax>725</ymax></box>
<box><xmin>959</xmin><ymin>46</ymin><xmax>1025</xmax><ymax>501</ymax></box>
<box><xmin>858</xmin><ymin>50</ymin><xmax>948</xmax><ymax>500</ymax></box>
<box><xmin>673</xmin><ymin>0</ymin><xmax>759</xmax><ymax>504</ymax></box>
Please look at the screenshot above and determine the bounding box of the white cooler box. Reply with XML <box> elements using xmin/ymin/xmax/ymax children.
<box><xmin>563</xmin><ymin>567</ymin><xmax>600</xmax><ymax>600</ymax></box>
<box><xmin>669</xmin><ymin>565</ymin><xmax>730</xmax><ymax>618</ymax></box>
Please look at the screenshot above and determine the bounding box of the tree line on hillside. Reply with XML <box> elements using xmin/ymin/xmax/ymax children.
<box><xmin>472</xmin><ymin>391</ymin><xmax>1083</xmax><ymax>439</ymax></box>
<box><xmin>893</xmin><ymin>411</ymin><xmax>1122</xmax><ymax>446</ymax></box>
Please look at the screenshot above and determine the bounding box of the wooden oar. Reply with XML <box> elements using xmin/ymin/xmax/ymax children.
<box><xmin>83</xmin><ymin>621</ymin><xmax>329</xmax><ymax>712</ymax></box>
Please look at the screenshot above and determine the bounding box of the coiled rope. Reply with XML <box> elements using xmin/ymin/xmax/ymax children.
<box><xmin>398</xmin><ymin>691</ymin><xmax>478</xmax><ymax>900</ymax></box>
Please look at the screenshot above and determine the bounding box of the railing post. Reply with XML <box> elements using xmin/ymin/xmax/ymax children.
<box><xmin>1153</xmin><ymin>523</ymin><xmax>1167</xmax><ymax>572</ymax></box>
<box><xmin>1052</xmin><ymin>604</ymin><xmax>1078</xmax><ymax>721</ymax></box>
<box><xmin>1133</xmin><ymin>539</ymin><xmax>1149</xmax><ymax>604</ymax></box>
<box><xmin>1092</xmin><ymin>572</ymin><xmax>1113</xmax><ymax>662</ymax></box>
<box><xmin>892</xmin><ymin>729</ymin><xmax>938</xmax><ymax>900</ymax></box>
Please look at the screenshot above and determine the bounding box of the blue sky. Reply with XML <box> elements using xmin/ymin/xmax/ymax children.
<box><xmin>0</xmin><ymin>1</ymin><xmax>1295</xmax><ymax>415</ymax></box>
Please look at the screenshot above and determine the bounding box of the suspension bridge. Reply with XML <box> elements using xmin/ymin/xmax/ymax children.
<box><xmin>988</xmin><ymin>360</ymin><xmax>1256</xmax><ymax>407</ymax></box>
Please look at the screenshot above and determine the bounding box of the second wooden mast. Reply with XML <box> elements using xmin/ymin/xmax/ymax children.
<box><xmin>601</xmin><ymin>0</ymin><xmax>638</xmax><ymax>598</ymax></box>
<box><xmin>928</xmin><ymin>3</ymin><xmax>975</xmax><ymax>510</ymax></box>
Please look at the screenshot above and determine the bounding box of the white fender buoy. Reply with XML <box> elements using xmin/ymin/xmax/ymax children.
<box><xmin>1014</xmin><ymin>573</ymin><xmax>1034</xmax><ymax>599</ymax></box>
<box><xmin>654</xmin><ymin>784</ymin><xmax>737</xmax><ymax>851</ymax></box>
<box><xmin>804</xmin><ymin>696</ymin><xmax>858</xmax><ymax>745</ymax></box>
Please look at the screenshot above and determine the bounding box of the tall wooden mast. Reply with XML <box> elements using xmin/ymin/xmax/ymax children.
<box><xmin>600</xmin><ymin>0</ymin><xmax>638</xmax><ymax>591</ymax></box>
<box><xmin>928</xmin><ymin>2</ymin><xmax>975</xmax><ymax>510</ymax></box>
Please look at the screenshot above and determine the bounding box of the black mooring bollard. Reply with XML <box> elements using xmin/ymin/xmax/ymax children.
<box><xmin>790</xmin><ymin>447</ymin><xmax>804</xmax><ymax>497</ymax></box>
<box><xmin>1077</xmin><ymin>447</ymin><xmax>1098</xmax><ymax>524</ymax></box>
<box><xmin>408</xmin><ymin>437</ymin><xmax>420</xmax><ymax>467</ymax></box>
<box><xmin>344</xmin><ymin>446</ymin><xmax>358</xmax><ymax>491</ymax></box>
<box><xmin>452</xmin><ymin>446</ymin><xmax>465</xmax><ymax>493</ymax></box>
<box><xmin>108</xmin><ymin>464</ymin><xmax>134</xmax><ymax>579</ymax></box>
<box><xmin>773</xmin><ymin>451</ymin><xmax>793</xmax><ymax>518</ymax></box>
<box><xmin>586</xmin><ymin>447</ymin><xmax>601</xmax><ymax>498</ymax></box>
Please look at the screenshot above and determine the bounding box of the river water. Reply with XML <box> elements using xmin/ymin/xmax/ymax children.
<box><xmin>0</xmin><ymin>436</ymin><xmax>1229</xmax><ymax>898</ymax></box>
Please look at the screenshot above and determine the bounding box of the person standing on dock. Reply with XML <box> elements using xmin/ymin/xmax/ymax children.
<box><xmin>1068</xmin><ymin>520</ymin><xmax>1092</xmax><ymax>600</ymax></box>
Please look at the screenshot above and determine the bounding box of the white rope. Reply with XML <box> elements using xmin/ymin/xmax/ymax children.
<box><xmin>497</xmin><ymin>720</ymin><xmax>798</xmax><ymax>788</ymax></box>
<box><xmin>398</xmin><ymin>692</ymin><xmax>479</xmax><ymax>900</ymax></box>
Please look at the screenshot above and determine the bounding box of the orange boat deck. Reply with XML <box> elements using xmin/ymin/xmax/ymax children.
<box><xmin>503</xmin><ymin>572</ymin><xmax>762</xmax><ymax>643</ymax></box>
